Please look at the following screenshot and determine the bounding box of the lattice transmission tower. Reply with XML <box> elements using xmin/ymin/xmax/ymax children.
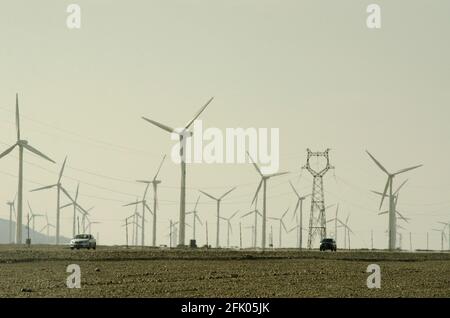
<box><xmin>302</xmin><ymin>148</ymin><xmax>334</xmax><ymax>249</ymax></box>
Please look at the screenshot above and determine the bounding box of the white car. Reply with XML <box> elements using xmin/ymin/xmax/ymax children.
<box><xmin>70</xmin><ymin>234</ymin><xmax>97</xmax><ymax>250</ymax></box>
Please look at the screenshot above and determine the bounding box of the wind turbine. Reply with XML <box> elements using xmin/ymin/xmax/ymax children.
<box><xmin>338</xmin><ymin>214</ymin><xmax>354</xmax><ymax>250</ymax></box>
<box><xmin>247</xmin><ymin>151</ymin><xmax>289</xmax><ymax>250</ymax></box>
<box><xmin>366</xmin><ymin>150</ymin><xmax>422</xmax><ymax>250</ymax></box>
<box><xmin>86</xmin><ymin>220</ymin><xmax>100</xmax><ymax>235</ymax></box>
<box><xmin>59</xmin><ymin>183</ymin><xmax>84</xmax><ymax>237</ymax></box>
<box><xmin>268</xmin><ymin>207</ymin><xmax>289</xmax><ymax>248</ymax></box>
<box><xmin>244</xmin><ymin>225</ymin><xmax>255</xmax><ymax>248</ymax></box>
<box><xmin>30</xmin><ymin>157</ymin><xmax>70</xmax><ymax>244</ymax></box>
<box><xmin>123</xmin><ymin>183</ymin><xmax>152</xmax><ymax>247</ymax></box>
<box><xmin>199</xmin><ymin>187</ymin><xmax>236</xmax><ymax>248</ymax></box>
<box><xmin>123</xmin><ymin>215</ymin><xmax>134</xmax><ymax>248</ymax></box>
<box><xmin>40</xmin><ymin>212</ymin><xmax>55</xmax><ymax>243</ymax></box>
<box><xmin>186</xmin><ymin>196</ymin><xmax>202</xmax><ymax>242</ymax></box>
<box><xmin>326</xmin><ymin>204</ymin><xmax>341</xmax><ymax>246</ymax></box>
<box><xmin>289</xmin><ymin>181</ymin><xmax>309</xmax><ymax>249</ymax></box>
<box><xmin>437</xmin><ymin>221</ymin><xmax>450</xmax><ymax>251</ymax></box>
<box><xmin>142</xmin><ymin>97</ymin><xmax>214</xmax><ymax>246</ymax></box>
<box><xmin>27</xmin><ymin>202</ymin><xmax>44</xmax><ymax>240</ymax></box>
<box><xmin>219</xmin><ymin>210</ymin><xmax>239</xmax><ymax>248</ymax></box>
<box><xmin>373</xmin><ymin>179</ymin><xmax>410</xmax><ymax>223</ymax></box>
<box><xmin>240</xmin><ymin>203</ymin><xmax>262</xmax><ymax>248</ymax></box>
<box><xmin>0</xmin><ymin>94</ymin><xmax>55</xmax><ymax>244</ymax></box>
<box><xmin>432</xmin><ymin>227</ymin><xmax>447</xmax><ymax>251</ymax></box>
<box><xmin>137</xmin><ymin>154</ymin><xmax>166</xmax><ymax>247</ymax></box>
<box><xmin>6</xmin><ymin>195</ymin><xmax>16</xmax><ymax>243</ymax></box>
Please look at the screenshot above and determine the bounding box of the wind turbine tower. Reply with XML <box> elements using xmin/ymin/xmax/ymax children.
<box><xmin>302</xmin><ymin>148</ymin><xmax>334</xmax><ymax>249</ymax></box>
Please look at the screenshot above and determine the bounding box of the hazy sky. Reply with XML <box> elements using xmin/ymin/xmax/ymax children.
<box><xmin>0</xmin><ymin>1</ymin><xmax>449</xmax><ymax>249</ymax></box>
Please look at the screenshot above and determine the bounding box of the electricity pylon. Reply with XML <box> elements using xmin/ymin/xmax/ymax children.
<box><xmin>302</xmin><ymin>148</ymin><xmax>334</xmax><ymax>249</ymax></box>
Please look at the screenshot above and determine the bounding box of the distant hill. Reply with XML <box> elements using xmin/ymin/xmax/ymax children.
<box><xmin>0</xmin><ymin>218</ymin><xmax>71</xmax><ymax>244</ymax></box>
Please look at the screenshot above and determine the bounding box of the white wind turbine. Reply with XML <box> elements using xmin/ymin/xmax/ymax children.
<box><xmin>123</xmin><ymin>184</ymin><xmax>152</xmax><ymax>247</ymax></box>
<box><xmin>27</xmin><ymin>202</ymin><xmax>44</xmax><ymax>237</ymax></box>
<box><xmin>219</xmin><ymin>210</ymin><xmax>239</xmax><ymax>248</ymax></box>
<box><xmin>247</xmin><ymin>151</ymin><xmax>289</xmax><ymax>250</ymax></box>
<box><xmin>338</xmin><ymin>214</ymin><xmax>354</xmax><ymax>250</ymax></box>
<box><xmin>432</xmin><ymin>226</ymin><xmax>447</xmax><ymax>251</ymax></box>
<box><xmin>199</xmin><ymin>187</ymin><xmax>236</xmax><ymax>248</ymax></box>
<box><xmin>326</xmin><ymin>204</ymin><xmax>343</xmax><ymax>246</ymax></box>
<box><xmin>137</xmin><ymin>155</ymin><xmax>166</xmax><ymax>247</ymax></box>
<box><xmin>40</xmin><ymin>212</ymin><xmax>55</xmax><ymax>243</ymax></box>
<box><xmin>30</xmin><ymin>157</ymin><xmax>72</xmax><ymax>244</ymax></box>
<box><xmin>0</xmin><ymin>94</ymin><xmax>55</xmax><ymax>244</ymax></box>
<box><xmin>59</xmin><ymin>183</ymin><xmax>85</xmax><ymax>237</ymax></box>
<box><xmin>289</xmin><ymin>181</ymin><xmax>309</xmax><ymax>249</ymax></box>
<box><xmin>287</xmin><ymin>218</ymin><xmax>306</xmax><ymax>248</ymax></box>
<box><xmin>268</xmin><ymin>208</ymin><xmax>289</xmax><ymax>248</ymax></box>
<box><xmin>373</xmin><ymin>179</ymin><xmax>410</xmax><ymax>223</ymax></box>
<box><xmin>366</xmin><ymin>151</ymin><xmax>422</xmax><ymax>250</ymax></box>
<box><xmin>437</xmin><ymin>221</ymin><xmax>450</xmax><ymax>251</ymax></box>
<box><xmin>142</xmin><ymin>97</ymin><xmax>214</xmax><ymax>246</ymax></box>
<box><xmin>240</xmin><ymin>199</ymin><xmax>262</xmax><ymax>248</ymax></box>
<box><xmin>186</xmin><ymin>196</ymin><xmax>202</xmax><ymax>242</ymax></box>
<box><xmin>6</xmin><ymin>195</ymin><xmax>16</xmax><ymax>243</ymax></box>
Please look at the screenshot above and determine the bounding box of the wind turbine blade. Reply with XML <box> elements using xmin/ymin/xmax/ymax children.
<box><xmin>136</xmin><ymin>180</ymin><xmax>152</xmax><ymax>184</ymax></box>
<box><xmin>379</xmin><ymin>177</ymin><xmax>390</xmax><ymax>210</ymax></box>
<box><xmin>394</xmin><ymin>179</ymin><xmax>408</xmax><ymax>195</ymax></box>
<box><xmin>240</xmin><ymin>211</ymin><xmax>254</xmax><ymax>218</ymax></box>
<box><xmin>267</xmin><ymin>217</ymin><xmax>279</xmax><ymax>221</ymax></box>
<box><xmin>30</xmin><ymin>184</ymin><xmax>57</xmax><ymax>192</ymax></box>
<box><xmin>268</xmin><ymin>171</ymin><xmax>289</xmax><ymax>178</ymax></box>
<box><xmin>60</xmin><ymin>187</ymin><xmax>74</xmax><ymax>202</ymax></box>
<box><xmin>74</xmin><ymin>183</ymin><xmax>80</xmax><ymax>201</ymax></box>
<box><xmin>153</xmin><ymin>155</ymin><xmax>166</xmax><ymax>181</ymax></box>
<box><xmin>247</xmin><ymin>151</ymin><xmax>263</xmax><ymax>177</ymax></box>
<box><xmin>143</xmin><ymin>183</ymin><xmax>151</xmax><ymax>199</ymax></box>
<box><xmin>142</xmin><ymin>117</ymin><xmax>176</xmax><ymax>134</ymax></box>
<box><xmin>256</xmin><ymin>210</ymin><xmax>262</xmax><ymax>217</ymax></box>
<box><xmin>366</xmin><ymin>150</ymin><xmax>389</xmax><ymax>175</ymax></box>
<box><xmin>16</xmin><ymin>94</ymin><xmax>20</xmax><ymax>141</ymax></box>
<box><xmin>145</xmin><ymin>203</ymin><xmax>153</xmax><ymax>215</ymax></box>
<box><xmin>60</xmin><ymin>203</ymin><xmax>72</xmax><ymax>209</ymax></box>
<box><xmin>58</xmin><ymin>157</ymin><xmax>67</xmax><ymax>183</ymax></box>
<box><xmin>123</xmin><ymin>201</ymin><xmax>142</xmax><ymax>207</ymax></box>
<box><xmin>289</xmin><ymin>181</ymin><xmax>300</xmax><ymax>198</ymax></box>
<box><xmin>229</xmin><ymin>223</ymin><xmax>233</xmax><ymax>235</ymax></box>
<box><xmin>394</xmin><ymin>165</ymin><xmax>423</xmax><ymax>176</ymax></box>
<box><xmin>196</xmin><ymin>215</ymin><xmax>203</xmax><ymax>226</ymax></box>
<box><xmin>281</xmin><ymin>207</ymin><xmax>290</xmax><ymax>220</ymax></box>
<box><xmin>371</xmin><ymin>190</ymin><xmax>387</xmax><ymax>197</ymax></box>
<box><xmin>0</xmin><ymin>144</ymin><xmax>17</xmax><ymax>159</ymax></box>
<box><xmin>251</xmin><ymin>179</ymin><xmax>263</xmax><ymax>206</ymax></box>
<box><xmin>23</xmin><ymin>144</ymin><xmax>55</xmax><ymax>163</ymax></box>
<box><xmin>396</xmin><ymin>211</ymin><xmax>409</xmax><ymax>223</ymax></box>
<box><xmin>291</xmin><ymin>200</ymin><xmax>300</xmax><ymax>222</ymax></box>
<box><xmin>229</xmin><ymin>210</ymin><xmax>239</xmax><ymax>220</ymax></box>
<box><xmin>219</xmin><ymin>216</ymin><xmax>227</xmax><ymax>221</ymax></box>
<box><xmin>185</xmin><ymin>97</ymin><xmax>214</xmax><ymax>129</ymax></box>
<box><xmin>378</xmin><ymin>211</ymin><xmax>388</xmax><ymax>215</ymax></box>
<box><xmin>220</xmin><ymin>187</ymin><xmax>236</xmax><ymax>200</ymax></box>
<box><xmin>199</xmin><ymin>190</ymin><xmax>218</xmax><ymax>201</ymax></box>
<box><xmin>281</xmin><ymin>221</ymin><xmax>287</xmax><ymax>233</ymax></box>
<box><xmin>193</xmin><ymin>196</ymin><xmax>200</xmax><ymax>211</ymax></box>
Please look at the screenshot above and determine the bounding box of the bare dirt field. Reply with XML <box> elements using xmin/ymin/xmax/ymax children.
<box><xmin>0</xmin><ymin>245</ymin><xmax>448</xmax><ymax>298</ymax></box>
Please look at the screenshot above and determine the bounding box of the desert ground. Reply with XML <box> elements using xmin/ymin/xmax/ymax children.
<box><xmin>0</xmin><ymin>245</ymin><xmax>448</xmax><ymax>298</ymax></box>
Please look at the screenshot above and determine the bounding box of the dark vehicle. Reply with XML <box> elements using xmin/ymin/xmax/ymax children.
<box><xmin>70</xmin><ymin>234</ymin><xmax>96</xmax><ymax>250</ymax></box>
<box><xmin>320</xmin><ymin>238</ymin><xmax>337</xmax><ymax>251</ymax></box>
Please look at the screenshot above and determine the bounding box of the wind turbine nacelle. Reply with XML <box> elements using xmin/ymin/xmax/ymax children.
<box><xmin>18</xmin><ymin>140</ymin><xmax>28</xmax><ymax>146</ymax></box>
